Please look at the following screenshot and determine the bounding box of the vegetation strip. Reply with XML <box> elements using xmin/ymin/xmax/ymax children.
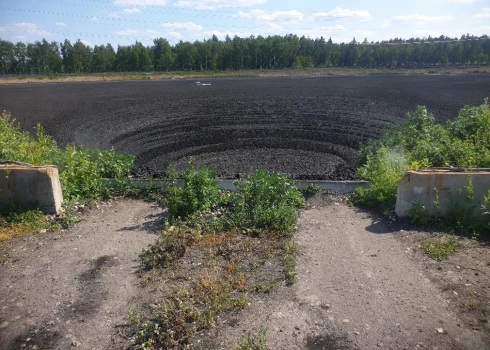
<box><xmin>130</xmin><ymin>163</ymin><xmax>304</xmax><ymax>349</ymax></box>
<box><xmin>352</xmin><ymin>99</ymin><xmax>490</xmax><ymax>239</ymax></box>
<box><xmin>0</xmin><ymin>34</ymin><xmax>488</xmax><ymax>75</ymax></box>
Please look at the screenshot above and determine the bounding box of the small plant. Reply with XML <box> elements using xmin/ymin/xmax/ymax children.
<box><xmin>0</xmin><ymin>209</ymin><xmax>49</xmax><ymax>242</ymax></box>
<box><xmin>131</xmin><ymin>298</ymin><xmax>199</xmax><ymax>350</ymax></box>
<box><xmin>234</xmin><ymin>328</ymin><xmax>268</xmax><ymax>350</ymax></box>
<box><xmin>351</xmin><ymin>146</ymin><xmax>407</xmax><ymax>208</ymax></box>
<box><xmin>297</xmin><ymin>182</ymin><xmax>322</xmax><ymax>199</ymax></box>
<box><xmin>283</xmin><ymin>241</ymin><xmax>298</xmax><ymax>285</ymax></box>
<box><xmin>140</xmin><ymin>222</ymin><xmax>198</xmax><ymax>270</ymax></box>
<box><xmin>167</xmin><ymin>158</ymin><xmax>221</xmax><ymax>219</ymax></box>
<box><xmin>409</xmin><ymin>201</ymin><xmax>430</xmax><ymax>225</ymax></box>
<box><xmin>227</xmin><ymin>170</ymin><xmax>305</xmax><ymax>235</ymax></box>
<box><xmin>421</xmin><ymin>235</ymin><xmax>462</xmax><ymax>260</ymax></box>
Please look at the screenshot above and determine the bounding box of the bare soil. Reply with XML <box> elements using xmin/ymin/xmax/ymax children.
<box><xmin>0</xmin><ymin>75</ymin><xmax>489</xmax><ymax>180</ymax></box>
<box><xmin>0</xmin><ymin>199</ymin><xmax>166</xmax><ymax>350</ymax></box>
<box><xmin>1</xmin><ymin>198</ymin><xmax>488</xmax><ymax>349</ymax></box>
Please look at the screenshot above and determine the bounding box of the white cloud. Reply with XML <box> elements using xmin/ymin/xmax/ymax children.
<box><xmin>161</xmin><ymin>22</ymin><xmax>203</xmax><ymax>31</ymax></box>
<box><xmin>472</xmin><ymin>8</ymin><xmax>490</xmax><ymax>19</ymax></box>
<box><xmin>1</xmin><ymin>23</ymin><xmax>52</xmax><ymax>36</ymax></box>
<box><xmin>164</xmin><ymin>31</ymin><xmax>184</xmax><ymax>40</ymax></box>
<box><xmin>203</xmin><ymin>24</ymin><xmax>352</xmax><ymax>41</ymax></box>
<box><xmin>124</xmin><ymin>8</ymin><xmax>142</xmax><ymax>13</ymax></box>
<box><xmin>117</xmin><ymin>29</ymin><xmax>139</xmax><ymax>35</ymax></box>
<box><xmin>80</xmin><ymin>40</ymin><xmax>93</xmax><ymax>47</ymax></box>
<box><xmin>14</xmin><ymin>35</ymin><xmax>27</xmax><ymax>40</ymax></box>
<box><xmin>174</xmin><ymin>0</ymin><xmax>265</xmax><ymax>10</ymax></box>
<box><xmin>91</xmin><ymin>17</ymin><xmax>99</xmax><ymax>21</ymax></box>
<box><xmin>445</xmin><ymin>0</ymin><xmax>484</xmax><ymax>3</ymax></box>
<box><xmin>384</xmin><ymin>14</ymin><xmax>454</xmax><ymax>26</ymax></box>
<box><xmin>55</xmin><ymin>22</ymin><xmax>66</xmax><ymax>27</ymax></box>
<box><xmin>312</xmin><ymin>7</ymin><xmax>372</xmax><ymax>21</ymax></box>
<box><xmin>235</xmin><ymin>9</ymin><xmax>304</xmax><ymax>22</ymax></box>
<box><xmin>108</xmin><ymin>13</ymin><xmax>121</xmax><ymax>18</ymax></box>
<box><xmin>114</xmin><ymin>0</ymin><xmax>167</xmax><ymax>6</ymax></box>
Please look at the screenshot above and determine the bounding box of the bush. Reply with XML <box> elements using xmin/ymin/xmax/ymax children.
<box><xmin>351</xmin><ymin>147</ymin><xmax>407</xmax><ymax>208</ymax></box>
<box><xmin>0</xmin><ymin>112</ymin><xmax>60</xmax><ymax>165</ymax></box>
<box><xmin>353</xmin><ymin>100</ymin><xmax>490</xmax><ymax>208</ymax></box>
<box><xmin>226</xmin><ymin>170</ymin><xmax>304</xmax><ymax>235</ymax></box>
<box><xmin>167</xmin><ymin>159</ymin><xmax>221</xmax><ymax>219</ymax></box>
<box><xmin>0</xmin><ymin>111</ymin><xmax>134</xmax><ymax>201</ymax></box>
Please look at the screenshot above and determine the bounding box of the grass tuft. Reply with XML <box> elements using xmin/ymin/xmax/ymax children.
<box><xmin>421</xmin><ymin>235</ymin><xmax>462</xmax><ymax>260</ymax></box>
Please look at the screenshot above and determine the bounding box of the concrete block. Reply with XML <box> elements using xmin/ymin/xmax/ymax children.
<box><xmin>0</xmin><ymin>163</ymin><xmax>63</xmax><ymax>214</ymax></box>
<box><xmin>395</xmin><ymin>168</ymin><xmax>490</xmax><ymax>218</ymax></box>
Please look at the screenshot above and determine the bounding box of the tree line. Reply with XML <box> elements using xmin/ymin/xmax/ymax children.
<box><xmin>0</xmin><ymin>33</ymin><xmax>489</xmax><ymax>75</ymax></box>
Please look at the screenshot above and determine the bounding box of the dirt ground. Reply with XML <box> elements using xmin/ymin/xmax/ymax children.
<box><xmin>1</xmin><ymin>198</ymin><xmax>488</xmax><ymax>349</ymax></box>
<box><xmin>0</xmin><ymin>200</ymin><xmax>166</xmax><ymax>350</ymax></box>
<box><xmin>1</xmin><ymin>75</ymin><xmax>489</xmax><ymax>180</ymax></box>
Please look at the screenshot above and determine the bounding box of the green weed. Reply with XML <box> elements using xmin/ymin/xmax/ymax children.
<box><xmin>353</xmin><ymin>100</ymin><xmax>490</xmax><ymax>210</ymax></box>
<box><xmin>296</xmin><ymin>182</ymin><xmax>322</xmax><ymax>199</ymax></box>
<box><xmin>409</xmin><ymin>201</ymin><xmax>430</xmax><ymax>225</ymax></box>
<box><xmin>167</xmin><ymin>159</ymin><xmax>221</xmax><ymax>219</ymax></box>
<box><xmin>421</xmin><ymin>235</ymin><xmax>462</xmax><ymax>260</ymax></box>
<box><xmin>226</xmin><ymin>170</ymin><xmax>304</xmax><ymax>235</ymax></box>
<box><xmin>0</xmin><ymin>209</ymin><xmax>49</xmax><ymax>242</ymax></box>
<box><xmin>233</xmin><ymin>328</ymin><xmax>268</xmax><ymax>350</ymax></box>
<box><xmin>0</xmin><ymin>111</ymin><xmax>134</xmax><ymax>202</ymax></box>
<box><xmin>283</xmin><ymin>241</ymin><xmax>298</xmax><ymax>285</ymax></box>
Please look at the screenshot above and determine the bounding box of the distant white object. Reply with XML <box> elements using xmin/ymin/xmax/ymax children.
<box><xmin>195</xmin><ymin>81</ymin><xmax>201</xmax><ymax>85</ymax></box>
<box><xmin>201</xmin><ymin>83</ymin><xmax>211</xmax><ymax>86</ymax></box>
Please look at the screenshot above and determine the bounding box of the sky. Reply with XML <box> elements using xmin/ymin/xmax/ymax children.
<box><xmin>0</xmin><ymin>0</ymin><xmax>490</xmax><ymax>47</ymax></box>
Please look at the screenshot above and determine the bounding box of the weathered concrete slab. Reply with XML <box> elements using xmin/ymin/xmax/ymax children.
<box><xmin>395</xmin><ymin>168</ymin><xmax>490</xmax><ymax>218</ymax></box>
<box><xmin>0</xmin><ymin>162</ymin><xmax>63</xmax><ymax>214</ymax></box>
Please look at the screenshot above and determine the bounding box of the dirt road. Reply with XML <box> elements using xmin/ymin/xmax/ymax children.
<box><xmin>0</xmin><ymin>200</ymin><xmax>488</xmax><ymax>349</ymax></box>
<box><xmin>210</xmin><ymin>204</ymin><xmax>489</xmax><ymax>349</ymax></box>
<box><xmin>0</xmin><ymin>200</ymin><xmax>166</xmax><ymax>350</ymax></box>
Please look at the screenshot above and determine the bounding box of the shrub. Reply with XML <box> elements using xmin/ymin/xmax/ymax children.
<box><xmin>0</xmin><ymin>111</ymin><xmax>134</xmax><ymax>201</ymax></box>
<box><xmin>0</xmin><ymin>112</ymin><xmax>60</xmax><ymax>165</ymax></box>
<box><xmin>351</xmin><ymin>147</ymin><xmax>407</xmax><ymax>208</ymax></box>
<box><xmin>167</xmin><ymin>159</ymin><xmax>221</xmax><ymax>219</ymax></box>
<box><xmin>353</xmin><ymin>100</ymin><xmax>490</xmax><ymax>209</ymax></box>
<box><xmin>226</xmin><ymin>170</ymin><xmax>304</xmax><ymax>235</ymax></box>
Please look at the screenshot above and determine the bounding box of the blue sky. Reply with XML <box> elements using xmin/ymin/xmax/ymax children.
<box><xmin>1</xmin><ymin>0</ymin><xmax>489</xmax><ymax>47</ymax></box>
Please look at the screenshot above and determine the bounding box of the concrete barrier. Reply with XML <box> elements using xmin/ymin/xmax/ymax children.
<box><xmin>0</xmin><ymin>162</ymin><xmax>63</xmax><ymax>214</ymax></box>
<box><xmin>395</xmin><ymin>168</ymin><xmax>490</xmax><ymax>218</ymax></box>
<box><xmin>105</xmin><ymin>178</ymin><xmax>369</xmax><ymax>193</ymax></box>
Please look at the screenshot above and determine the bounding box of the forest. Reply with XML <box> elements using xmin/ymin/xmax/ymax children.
<box><xmin>0</xmin><ymin>33</ymin><xmax>489</xmax><ymax>74</ymax></box>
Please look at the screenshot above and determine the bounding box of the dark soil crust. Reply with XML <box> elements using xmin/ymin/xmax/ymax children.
<box><xmin>0</xmin><ymin>75</ymin><xmax>489</xmax><ymax>179</ymax></box>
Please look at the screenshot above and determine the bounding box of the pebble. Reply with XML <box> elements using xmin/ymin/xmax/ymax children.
<box><xmin>342</xmin><ymin>319</ymin><xmax>349</xmax><ymax>323</ymax></box>
<box><xmin>436</xmin><ymin>328</ymin><xmax>444</xmax><ymax>333</ymax></box>
<box><xmin>0</xmin><ymin>321</ymin><xmax>8</xmax><ymax>329</ymax></box>
<box><xmin>24</xmin><ymin>319</ymin><xmax>36</xmax><ymax>327</ymax></box>
<box><xmin>72</xmin><ymin>340</ymin><xmax>82</xmax><ymax>347</ymax></box>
